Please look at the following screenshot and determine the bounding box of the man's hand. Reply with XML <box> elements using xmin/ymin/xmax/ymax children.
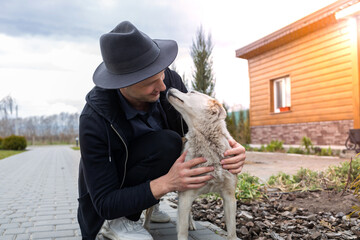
<box><xmin>221</xmin><ymin>139</ymin><xmax>246</xmax><ymax>174</ymax></box>
<box><xmin>150</xmin><ymin>151</ymin><xmax>214</xmax><ymax>199</ymax></box>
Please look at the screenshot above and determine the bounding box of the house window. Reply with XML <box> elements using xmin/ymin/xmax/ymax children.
<box><xmin>272</xmin><ymin>76</ymin><xmax>291</xmax><ymax>113</ymax></box>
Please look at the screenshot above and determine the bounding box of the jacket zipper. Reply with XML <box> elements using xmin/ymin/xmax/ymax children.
<box><xmin>110</xmin><ymin>124</ymin><xmax>128</xmax><ymax>189</ymax></box>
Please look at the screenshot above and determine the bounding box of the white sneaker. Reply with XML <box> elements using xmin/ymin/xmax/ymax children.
<box><xmin>101</xmin><ymin>217</ymin><xmax>153</xmax><ymax>240</ymax></box>
<box><xmin>150</xmin><ymin>203</ymin><xmax>170</xmax><ymax>223</ymax></box>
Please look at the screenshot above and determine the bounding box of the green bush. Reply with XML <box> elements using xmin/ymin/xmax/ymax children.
<box><xmin>287</xmin><ymin>147</ymin><xmax>305</xmax><ymax>154</ymax></box>
<box><xmin>267</xmin><ymin>158</ymin><xmax>360</xmax><ymax>192</ymax></box>
<box><xmin>0</xmin><ymin>137</ymin><xmax>3</xmax><ymax>149</ymax></box>
<box><xmin>266</xmin><ymin>140</ymin><xmax>284</xmax><ymax>152</ymax></box>
<box><xmin>259</xmin><ymin>145</ymin><xmax>266</xmax><ymax>152</ymax></box>
<box><xmin>350</xmin><ymin>155</ymin><xmax>360</xmax><ymax>218</ymax></box>
<box><xmin>252</xmin><ymin>145</ymin><xmax>265</xmax><ymax>152</ymax></box>
<box><xmin>244</xmin><ymin>144</ymin><xmax>252</xmax><ymax>151</ymax></box>
<box><xmin>236</xmin><ymin>173</ymin><xmax>264</xmax><ymax>201</ymax></box>
<box><xmin>267</xmin><ymin>169</ymin><xmax>325</xmax><ymax>192</ymax></box>
<box><xmin>319</xmin><ymin>147</ymin><xmax>332</xmax><ymax>156</ymax></box>
<box><xmin>268</xmin><ymin>172</ymin><xmax>295</xmax><ymax>186</ymax></box>
<box><xmin>329</xmin><ymin>157</ymin><xmax>360</xmax><ymax>182</ymax></box>
<box><xmin>301</xmin><ymin>136</ymin><xmax>313</xmax><ymax>154</ymax></box>
<box><xmin>2</xmin><ymin>135</ymin><xmax>27</xmax><ymax>150</ymax></box>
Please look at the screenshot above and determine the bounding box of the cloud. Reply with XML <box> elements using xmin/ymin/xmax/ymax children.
<box><xmin>0</xmin><ymin>1</ymin><xmax>94</xmax><ymax>37</ymax></box>
<box><xmin>0</xmin><ymin>33</ymin><xmax>99</xmax><ymax>117</ymax></box>
<box><xmin>0</xmin><ymin>0</ymin><xmax>339</xmax><ymax>118</ymax></box>
<box><xmin>0</xmin><ymin>0</ymin><xmax>198</xmax><ymax>45</ymax></box>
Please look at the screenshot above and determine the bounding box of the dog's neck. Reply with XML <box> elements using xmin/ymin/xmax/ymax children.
<box><xmin>186</xmin><ymin>119</ymin><xmax>231</xmax><ymax>157</ymax></box>
<box><xmin>191</xmin><ymin>118</ymin><xmax>229</xmax><ymax>137</ymax></box>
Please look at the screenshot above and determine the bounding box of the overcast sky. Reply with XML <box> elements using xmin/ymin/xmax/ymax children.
<box><xmin>0</xmin><ymin>0</ymin><xmax>337</xmax><ymax>117</ymax></box>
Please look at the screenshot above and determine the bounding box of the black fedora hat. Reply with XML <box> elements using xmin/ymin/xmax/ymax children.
<box><xmin>93</xmin><ymin>21</ymin><xmax>178</xmax><ymax>89</ymax></box>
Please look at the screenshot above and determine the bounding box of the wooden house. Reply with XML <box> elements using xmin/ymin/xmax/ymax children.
<box><xmin>236</xmin><ymin>0</ymin><xmax>360</xmax><ymax>146</ymax></box>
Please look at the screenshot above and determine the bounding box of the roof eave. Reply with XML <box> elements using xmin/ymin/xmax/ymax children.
<box><xmin>236</xmin><ymin>0</ymin><xmax>360</xmax><ymax>59</ymax></box>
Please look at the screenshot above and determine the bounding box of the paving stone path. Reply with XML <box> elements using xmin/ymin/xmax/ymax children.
<box><xmin>0</xmin><ymin>146</ymin><xmax>228</xmax><ymax>240</ymax></box>
<box><xmin>0</xmin><ymin>146</ymin><xmax>81</xmax><ymax>240</ymax></box>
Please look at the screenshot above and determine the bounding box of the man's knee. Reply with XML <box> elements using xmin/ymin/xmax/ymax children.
<box><xmin>150</xmin><ymin>130</ymin><xmax>182</xmax><ymax>177</ymax></box>
<box><xmin>154</xmin><ymin>129</ymin><xmax>182</xmax><ymax>159</ymax></box>
<box><xmin>128</xmin><ymin>130</ymin><xmax>182</xmax><ymax>169</ymax></box>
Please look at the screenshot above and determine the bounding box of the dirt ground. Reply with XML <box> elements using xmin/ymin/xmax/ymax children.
<box><xmin>242</xmin><ymin>151</ymin><xmax>358</xmax><ymax>216</ymax></box>
<box><xmin>274</xmin><ymin>190</ymin><xmax>359</xmax><ymax>216</ymax></box>
<box><xmin>188</xmin><ymin>189</ymin><xmax>360</xmax><ymax>239</ymax></box>
<box><xmin>242</xmin><ymin>151</ymin><xmax>351</xmax><ymax>182</ymax></box>
<box><xmin>169</xmin><ymin>152</ymin><xmax>360</xmax><ymax>239</ymax></box>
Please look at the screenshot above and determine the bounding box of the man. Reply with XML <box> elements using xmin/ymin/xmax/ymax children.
<box><xmin>78</xmin><ymin>21</ymin><xmax>246</xmax><ymax>240</ymax></box>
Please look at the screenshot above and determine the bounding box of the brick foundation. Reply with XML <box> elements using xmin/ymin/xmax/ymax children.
<box><xmin>251</xmin><ymin>120</ymin><xmax>353</xmax><ymax>146</ymax></box>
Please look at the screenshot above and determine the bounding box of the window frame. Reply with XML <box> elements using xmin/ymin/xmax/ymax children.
<box><xmin>271</xmin><ymin>76</ymin><xmax>291</xmax><ymax>113</ymax></box>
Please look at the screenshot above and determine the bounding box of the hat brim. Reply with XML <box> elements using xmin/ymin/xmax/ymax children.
<box><xmin>93</xmin><ymin>39</ymin><xmax>178</xmax><ymax>89</ymax></box>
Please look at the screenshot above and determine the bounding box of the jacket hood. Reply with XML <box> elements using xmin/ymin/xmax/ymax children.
<box><xmin>85</xmin><ymin>86</ymin><xmax>123</xmax><ymax>123</ymax></box>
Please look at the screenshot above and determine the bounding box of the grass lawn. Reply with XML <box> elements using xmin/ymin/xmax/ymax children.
<box><xmin>0</xmin><ymin>150</ymin><xmax>26</xmax><ymax>160</ymax></box>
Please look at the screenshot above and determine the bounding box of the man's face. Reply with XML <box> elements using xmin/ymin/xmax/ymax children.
<box><xmin>120</xmin><ymin>70</ymin><xmax>166</xmax><ymax>105</ymax></box>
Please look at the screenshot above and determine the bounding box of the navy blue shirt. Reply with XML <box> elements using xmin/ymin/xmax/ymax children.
<box><xmin>117</xmin><ymin>90</ymin><xmax>167</xmax><ymax>141</ymax></box>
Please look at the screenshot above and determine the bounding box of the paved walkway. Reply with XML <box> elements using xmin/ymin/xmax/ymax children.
<box><xmin>0</xmin><ymin>146</ymin><xmax>348</xmax><ymax>239</ymax></box>
<box><xmin>0</xmin><ymin>146</ymin><xmax>228</xmax><ymax>240</ymax></box>
<box><xmin>0</xmin><ymin>146</ymin><xmax>80</xmax><ymax>239</ymax></box>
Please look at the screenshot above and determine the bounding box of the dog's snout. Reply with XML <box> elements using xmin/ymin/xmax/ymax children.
<box><xmin>166</xmin><ymin>88</ymin><xmax>174</xmax><ymax>100</ymax></box>
<box><xmin>166</xmin><ymin>88</ymin><xmax>184</xmax><ymax>103</ymax></box>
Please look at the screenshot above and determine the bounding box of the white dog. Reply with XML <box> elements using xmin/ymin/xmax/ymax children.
<box><xmin>165</xmin><ymin>88</ymin><xmax>238</xmax><ymax>240</ymax></box>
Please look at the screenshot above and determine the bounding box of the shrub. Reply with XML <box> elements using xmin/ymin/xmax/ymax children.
<box><xmin>267</xmin><ymin>158</ymin><xmax>360</xmax><ymax>192</ymax></box>
<box><xmin>267</xmin><ymin>169</ymin><xmax>326</xmax><ymax>192</ymax></box>
<box><xmin>235</xmin><ymin>173</ymin><xmax>264</xmax><ymax>201</ymax></box>
<box><xmin>313</xmin><ymin>147</ymin><xmax>322</xmax><ymax>154</ymax></box>
<box><xmin>301</xmin><ymin>136</ymin><xmax>313</xmax><ymax>154</ymax></box>
<box><xmin>266</xmin><ymin>140</ymin><xmax>284</xmax><ymax>152</ymax></box>
<box><xmin>350</xmin><ymin>169</ymin><xmax>360</xmax><ymax>217</ymax></box>
<box><xmin>287</xmin><ymin>147</ymin><xmax>305</xmax><ymax>154</ymax></box>
<box><xmin>329</xmin><ymin>157</ymin><xmax>360</xmax><ymax>182</ymax></box>
<box><xmin>267</xmin><ymin>172</ymin><xmax>297</xmax><ymax>191</ymax></box>
<box><xmin>252</xmin><ymin>145</ymin><xmax>266</xmax><ymax>152</ymax></box>
<box><xmin>293</xmin><ymin>168</ymin><xmax>323</xmax><ymax>191</ymax></box>
<box><xmin>0</xmin><ymin>137</ymin><xmax>3</xmax><ymax>149</ymax></box>
<box><xmin>319</xmin><ymin>147</ymin><xmax>332</xmax><ymax>156</ymax></box>
<box><xmin>2</xmin><ymin>135</ymin><xmax>27</xmax><ymax>150</ymax></box>
<box><xmin>244</xmin><ymin>144</ymin><xmax>252</xmax><ymax>151</ymax></box>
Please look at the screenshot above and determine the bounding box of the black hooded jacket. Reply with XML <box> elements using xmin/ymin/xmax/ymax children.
<box><xmin>77</xmin><ymin>68</ymin><xmax>187</xmax><ymax>239</ymax></box>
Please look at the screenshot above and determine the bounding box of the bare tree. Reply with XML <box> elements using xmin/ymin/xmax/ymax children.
<box><xmin>0</xmin><ymin>95</ymin><xmax>17</xmax><ymax>136</ymax></box>
<box><xmin>0</xmin><ymin>95</ymin><xmax>79</xmax><ymax>144</ymax></box>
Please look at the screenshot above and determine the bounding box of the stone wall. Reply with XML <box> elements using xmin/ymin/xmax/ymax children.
<box><xmin>251</xmin><ymin>120</ymin><xmax>353</xmax><ymax>146</ymax></box>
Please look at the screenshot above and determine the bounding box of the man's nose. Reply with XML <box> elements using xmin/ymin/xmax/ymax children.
<box><xmin>158</xmin><ymin>80</ymin><xmax>166</xmax><ymax>92</ymax></box>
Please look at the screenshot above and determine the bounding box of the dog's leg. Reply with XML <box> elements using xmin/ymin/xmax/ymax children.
<box><xmin>177</xmin><ymin>190</ymin><xmax>197</xmax><ymax>240</ymax></box>
<box><xmin>221</xmin><ymin>181</ymin><xmax>237</xmax><ymax>240</ymax></box>
<box><xmin>188</xmin><ymin>212</ymin><xmax>196</xmax><ymax>231</ymax></box>
<box><xmin>143</xmin><ymin>206</ymin><xmax>154</xmax><ymax>230</ymax></box>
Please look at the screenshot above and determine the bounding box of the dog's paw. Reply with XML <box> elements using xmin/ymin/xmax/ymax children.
<box><xmin>188</xmin><ymin>219</ymin><xmax>197</xmax><ymax>231</ymax></box>
<box><xmin>177</xmin><ymin>236</ymin><xmax>188</xmax><ymax>240</ymax></box>
<box><xmin>227</xmin><ymin>237</ymin><xmax>238</xmax><ymax>240</ymax></box>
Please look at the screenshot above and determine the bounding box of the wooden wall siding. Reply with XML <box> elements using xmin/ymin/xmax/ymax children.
<box><xmin>352</xmin><ymin>17</ymin><xmax>360</xmax><ymax>128</ymax></box>
<box><xmin>248</xmin><ymin>20</ymin><xmax>354</xmax><ymax>127</ymax></box>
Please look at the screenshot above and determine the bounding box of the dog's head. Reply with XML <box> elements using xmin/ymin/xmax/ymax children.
<box><xmin>166</xmin><ymin>88</ymin><xmax>227</xmax><ymax>128</ymax></box>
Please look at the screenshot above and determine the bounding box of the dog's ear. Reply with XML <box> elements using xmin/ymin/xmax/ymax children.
<box><xmin>209</xmin><ymin>100</ymin><xmax>227</xmax><ymax>119</ymax></box>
